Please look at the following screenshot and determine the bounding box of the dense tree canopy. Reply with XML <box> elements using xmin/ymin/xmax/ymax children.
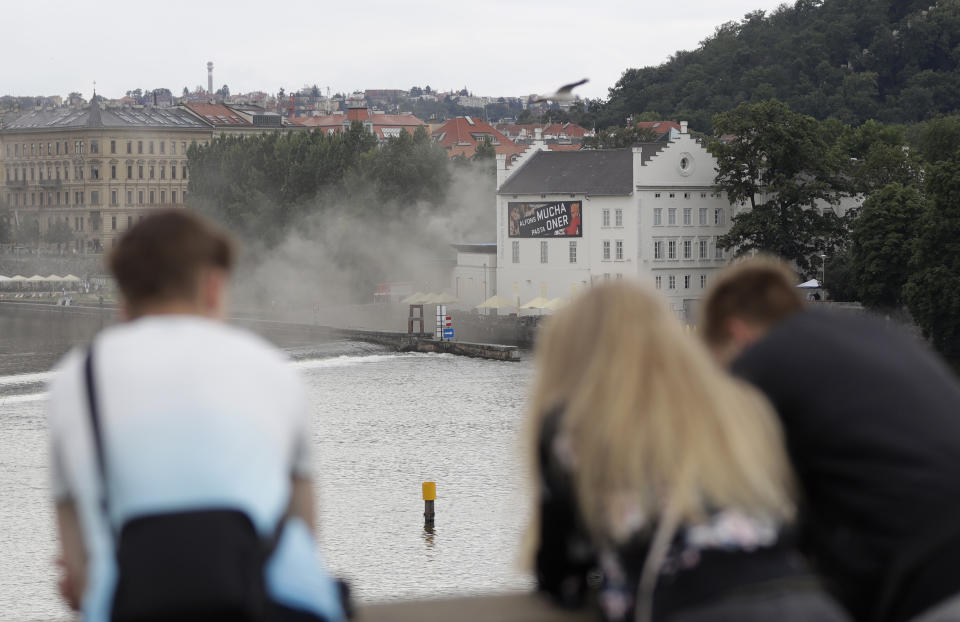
<box><xmin>586</xmin><ymin>0</ymin><xmax>960</xmax><ymax>132</ymax></box>
<box><xmin>711</xmin><ymin>100</ymin><xmax>847</xmax><ymax>275</ymax></box>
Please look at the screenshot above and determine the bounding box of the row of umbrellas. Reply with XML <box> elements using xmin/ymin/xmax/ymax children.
<box><xmin>0</xmin><ymin>274</ymin><xmax>82</xmax><ymax>283</ymax></box>
<box><xmin>400</xmin><ymin>292</ymin><xmax>462</xmax><ymax>305</ymax></box>
<box><xmin>477</xmin><ymin>294</ymin><xmax>567</xmax><ymax>311</ymax></box>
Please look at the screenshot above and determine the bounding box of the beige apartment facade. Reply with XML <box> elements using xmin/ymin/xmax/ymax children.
<box><xmin>1</xmin><ymin>103</ymin><xmax>213</xmax><ymax>252</ymax></box>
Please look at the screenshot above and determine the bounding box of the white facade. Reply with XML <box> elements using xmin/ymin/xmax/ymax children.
<box><xmin>451</xmin><ymin>246</ymin><xmax>497</xmax><ymax>309</ymax></box>
<box><xmin>495</xmin><ymin>127</ymin><xmax>733</xmax><ymax>321</ymax></box>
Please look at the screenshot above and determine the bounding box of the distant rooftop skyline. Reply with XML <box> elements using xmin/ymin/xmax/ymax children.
<box><xmin>6</xmin><ymin>0</ymin><xmax>790</xmax><ymax>102</ymax></box>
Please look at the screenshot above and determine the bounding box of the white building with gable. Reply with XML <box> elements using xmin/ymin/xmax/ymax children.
<box><xmin>494</xmin><ymin>122</ymin><xmax>733</xmax><ymax>321</ymax></box>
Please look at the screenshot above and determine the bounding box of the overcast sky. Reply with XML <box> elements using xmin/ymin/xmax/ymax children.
<box><xmin>4</xmin><ymin>0</ymin><xmax>791</xmax><ymax>101</ymax></box>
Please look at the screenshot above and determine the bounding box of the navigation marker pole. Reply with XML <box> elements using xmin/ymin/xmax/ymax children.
<box><xmin>422</xmin><ymin>481</ymin><xmax>436</xmax><ymax>527</ymax></box>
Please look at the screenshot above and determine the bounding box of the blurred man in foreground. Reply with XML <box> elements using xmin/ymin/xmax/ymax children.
<box><xmin>49</xmin><ymin>210</ymin><xmax>343</xmax><ymax>622</ymax></box>
<box><xmin>702</xmin><ymin>257</ymin><xmax>960</xmax><ymax>622</ymax></box>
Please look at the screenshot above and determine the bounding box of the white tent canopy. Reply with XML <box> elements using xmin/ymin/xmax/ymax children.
<box><xmin>26</xmin><ymin>275</ymin><xmax>45</xmax><ymax>282</ymax></box>
<box><xmin>431</xmin><ymin>292</ymin><xmax>461</xmax><ymax>305</ymax></box>
<box><xmin>797</xmin><ymin>279</ymin><xmax>821</xmax><ymax>289</ymax></box>
<box><xmin>520</xmin><ymin>296</ymin><xmax>550</xmax><ymax>310</ymax></box>
<box><xmin>62</xmin><ymin>274</ymin><xmax>82</xmax><ymax>282</ymax></box>
<box><xmin>0</xmin><ymin>276</ymin><xmax>10</xmax><ymax>282</ymax></box>
<box><xmin>45</xmin><ymin>275</ymin><xmax>64</xmax><ymax>282</ymax></box>
<box><xmin>401</xmin><ymin>292</ymin><xmax>427</xmax><ymax>304</ymax></box>
<box><xmin>475</xmin><ymin>295</ymin><xmax>515</xmax><ymax>310</ymax></box>
<box><xmin>542</xmin><ymin>298</ymin><xmax>567</xmax><ymax>312</ymax></box>
<box><xmin>10</xmin><ymin>275</ymin><xmax>26</xmax><ymax>281</ymax></box>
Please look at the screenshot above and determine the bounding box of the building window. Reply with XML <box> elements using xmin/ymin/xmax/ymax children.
<box><xmin>160</xmin><ymin>190</ymin><xmax>166</xmax><ymax>203</ymax></box>
<box><xmin>512</xmin><ymin>240</ymin><xmax>519</xmax><ymax>264</ymax></box>
<box><xmin>569</xmin><ymin>241</ymin><xmax>577</xmax><ymax>264</ymax></box>
<box><xmin>683</xmin><ymin>192</ymin><xmax>690</xmax><ymax>199</ymax></box>
<box><xmin>684</xmin><ymin>275</ymin><xmax>691</xmax><ymax>289</ymax></box>
<box><xmin>602</xmin><ymin>209</ymin><xmax>610</xmax><ymax>227</ymax></box>
<box><xmin>138</xmin><ymin>141</ymin><xmax>143</xmax><ymax>154</ymax></box>
<box><xmin>149</xmin><ymin>166</ymin><xmax>155</xmax><ymax>180</ymax></box>
<box><xmin>171</xmin><ymin>141</ymin><xmax>176</xmax><ymax>155</ymax></box>
<box><xmin>91</xmin><ymin>166</ymin><xmax>99</xmax><ymax>180</ymax></box>
<box><xmin>127</xmin><ymin>141</ymin><xmax>132</xmax><ymax>154</ymax></box>
<box><xmin>138</xmin><ymin>191</ymin><xmax>143</xmax><ymax>205</ymax></box>
<box><xmin>668</xmin><ymin>208</ymin><xmax>676</xmax><ymax>225</ymax></box>
<box><xmin>683</xmin><ymin>240</ymin><xmax>692</xmax><ymax>259</ymax></box>
<box><xmin>111</xmin><ymin>165</ymin><xmax>116</xmax><ymax>180</ymax></box>
<box><xmin>182</xmin><ymin>166</ymin><xmax>187</xmax><ymax>179</ymax></box>
<box><xmin>540</xmin><ymin>241</ymin><xmax>548</xmax><ymax>264</ymax></box>
<box><xmin>160</xmin><ymin>141</ymin><xmax>165</xmax><ymax>154</ymax></box>
<box><xmin>715</xmin><ymin>238</ymin><xmax>724</xmax><ymax>259</ymax></box>
<box><xmin>138</xmin><ymin>165</ymin><xmax>143</xmax><ymax>180</ymax></box>
<box><xmin>149</xmin><ymin>142</ymin><xmax>154</xmax><ymax>155</ymax></box>
<box><xmin>699</xmin><ymin>208</ymin><xmax>707</xmax><ymax>225</ymax></box>
<box><xmin>615</xmin><ymin>240</ymin><xmax>624</xmax><ymax>261</ymax></box>
<box><xmin>714</xmin><ymin>208</ymin><xmax>724</xmax><ymax>225</ymax></box>
<box><xmin>160</xmin><ymin>166</ymin><xmax>166</xmax><ymax>180</ymax></box>
<box><xmin>669</xmin><ymin>193</ymin><xmax>675</xmax><ymax>198</ymax></box>
<box><xmin>699</xmin><ymin>240</ymin><xmax>707</xmax><ymax>259</ymax></box>
<box><xmin>149</xmin><ymin>190</ymin><xmax>155</xmax><ymax>204</ymax></box>
<box><xmin>171</xmin><ymin>191</ymin><xmax>177</xmax><ymax>204</ymax></box>
<box><xmin>654</xmin><ymin>240</ymin><xmax>662</xmax><ymax>260</ymax></box>
<box><xmin>654</xmin><ymin>208</ymin><xmax>662</xmax><ymax>226</ymax></box>
<box><xmin>111</xmin><ymin>216</ymin><xmax>117</xmax><ymax>230</ymax></box>
<box><xmin>110</xmin><ymin>140</ymin><xmax>116</xmax><ymax>154</ymax></box>
<box><xmin>668</xmin><ymin>240</ymin><xmax>676</xmax><ymax>260</ymax></box>
<box><xmin>181</xmin><ymin>141</ymin><xmax>187</xmax><ymax>154</ymax></box>
<box><xmin>47</xmin><ymin>142</ymin><xmax>52</xmax><ymax>155</ymax></box>
<box><xmin>683</xmin><ymin>208</ymin><xmax>691</xmax><ymax>225</ymax></box>
<box><xmin>615</xmin><ymin>209</ymin><xmax>623</xmax><ymax>227</ymax></box>
<box><xmin>91</xmin><ymin>191</ymin><xmax>99</xmax><ymax>205</ymax></box>
<box><xmin>127</xmin><ymin>165</ymin><xmax>133</xmax><ymax>179</ymax></box>
<box><xmin>668</xmin><ymin>275</ymin><xmax>676</xmax><ymax>289</ymax></box>
<box><xmin>654</xmin><ymin>192</ymin><xmax>661</xmax><ymax>198</ymax></box>
<box><xmin>602</xmin><ymin>240</ymin><xmax>611</xmax><ymax>261</ymax></box>
<box><xmin>700</xmin><ymin>274</ymin><xmax>707</xmax><ymax>288</ymax></box>
<box><xmin>171</xmin><ymin>166</ymin><xmax>177</xmax><ymax>180</ymax></box>
<box><xmin>90</xmin><ymin>140</ymin><xmax>99</xmax><ymax>154</ymax></box>
<box><xmin>111</xmin><ymin>190</ymin><xmax>117</xmax><ymax>206</ymax></box>
<box><xmin>127</xmin><ymin>190</ymin><xmax>132</xmax><ymax>205</ymax></box>
<box><xmin>655</xmin><ymin>275</ymin><xmax>662</xmax><ymax>289</ymax></box>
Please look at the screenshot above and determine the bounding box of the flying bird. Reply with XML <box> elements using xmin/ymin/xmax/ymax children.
<box><xmin>531</xmin><ymin>79</ymin><xmax>589</xmax><ymax>103</ymax></box>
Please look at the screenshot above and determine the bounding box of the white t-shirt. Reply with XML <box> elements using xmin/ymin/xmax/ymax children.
<box><xmin>48</xmin><ymin>315</ymin><xmax>342</xmax><ymax>622</ymax></box>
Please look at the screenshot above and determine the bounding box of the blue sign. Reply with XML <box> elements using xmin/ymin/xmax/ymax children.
<box><xmin>442</xmin><ymin>328</ymin><xmax>455</xmax><ymax>339</ymax></box>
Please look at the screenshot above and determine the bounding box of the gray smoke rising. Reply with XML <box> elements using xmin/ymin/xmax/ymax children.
<box><xmin>229</xmin><ymin>161</ymin><xmax>496</xmax><ymax>329</ymax></box>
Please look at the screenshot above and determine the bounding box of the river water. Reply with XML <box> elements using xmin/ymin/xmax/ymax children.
<box><xmin>0</xmin><ymin>307</ymin><xmax>534</xmax><ymax>621</ymax></box>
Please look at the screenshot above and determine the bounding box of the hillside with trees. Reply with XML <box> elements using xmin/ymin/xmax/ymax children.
<box><xmin>592</xmin><ymin>0</ymin><xmax>960</xmax><ymax>130</ymax></box>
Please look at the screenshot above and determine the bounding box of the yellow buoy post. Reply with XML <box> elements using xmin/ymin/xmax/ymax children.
<box><xmin>422</xmin><ymin>481</ymin><xmax>436</xmax><ymax>527</ymax></box>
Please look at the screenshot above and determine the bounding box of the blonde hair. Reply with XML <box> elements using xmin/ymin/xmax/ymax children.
<box><xmin>528</xmin><ymin>281</ymin><xmax>795</xmax><ymax>545</ymax></box>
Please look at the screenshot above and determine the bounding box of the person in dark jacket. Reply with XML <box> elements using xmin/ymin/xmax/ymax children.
<box><xmin>701</xmin><ymin>256</ymin><xmax>960</xmax><ymax>622</ymax></box>
<box><xmin>526</xmin><ymin>281</ymin><xmax>849</xmax><ymax>622</ymax></box>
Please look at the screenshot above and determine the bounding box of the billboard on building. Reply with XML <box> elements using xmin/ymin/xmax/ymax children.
<box><xmin>507</xmin><ymin>201</ymin><xmax>582</xmax><ymax>238</ymax></box>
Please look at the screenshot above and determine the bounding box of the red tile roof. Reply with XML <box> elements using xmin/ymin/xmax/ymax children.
<box><xmin>547</xmin><ymin>143</ymin><xmax>582</xmax><ymax>151</ymax></box>
<box><xmin>496</xmin><ymin>122</ymin><xmax>590</xmax><ymax>139</ymax></box>
<box><xmin>432</xmin><ymin>117</ymin><xmax>525</xmax><ymax>159</ymax></box>
<box><xmin>636</xmin><ymin>121</ymin><xmax>681</xmax><ymax>135</ymax></box>
<box><xmin>291</xmin><ymin>111</ymin><xmax>428</xmax><ymax>139</ymax></box>
<box><xmin>184</xmin><ymin>102</ymin><xmax>251</xmax><ymax>126</ymax></box>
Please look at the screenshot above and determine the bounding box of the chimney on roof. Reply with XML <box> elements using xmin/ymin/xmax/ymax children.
<box><xmin>207</xmin><ymin>61</ymin><xmax>214</xmax><ymax>95</ymax></box>
<box><xmin>680</xmin><ymin>121</ymin><xmax>688</xmax><ymax>134</ymax></box>
<box><xmin>534</xmin><ymin>127</ymin><xmax>543</xmax><ymax>142</ymax></box>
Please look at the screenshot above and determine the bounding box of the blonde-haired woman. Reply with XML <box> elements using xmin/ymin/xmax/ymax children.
<box><xmin>529</xmin><ymin>282</ymin><xmax>848</xmax><ymax>622</ymax></box>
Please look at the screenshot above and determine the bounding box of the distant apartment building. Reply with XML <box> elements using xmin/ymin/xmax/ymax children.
<box><xmin>183</xmin><ymin>102</ymin><xmax>286</xmax><ymax>135</ymax></box>
<box><xmin>495</xmin><ymin>122</ymin><xmax>733</xmax><ymax>322</ymax></box>
<box><xmin>1</xmin><ymin>103</ymin><xmax>212</xmax><ymax>252</ymax></box>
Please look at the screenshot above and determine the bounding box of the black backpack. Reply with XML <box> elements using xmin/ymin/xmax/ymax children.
<box><xmin>83</xmin><ymin>348</ymin><xmax>326</xmax><ymax>622</ymax></box>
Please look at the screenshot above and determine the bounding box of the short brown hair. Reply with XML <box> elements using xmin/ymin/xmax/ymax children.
<box><xmin>108</xmin><ymin>209</ymin><xmax>235</xmax><ymax>311</ymax></box>
<box><xmin>701</xmin><ymin>256</ymin><xmax>805</xmax><ymax>347</ymax></box>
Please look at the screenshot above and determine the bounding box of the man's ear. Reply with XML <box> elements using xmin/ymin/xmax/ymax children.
<box><xmin>727</xmin><ymin>317</ymin><xmax>764</xmax><ymax>349</ymax></box>
<box><xmin>201</xmin><ymin>268</ymin><xmax>228</xmax><ymax>318</ymax></box>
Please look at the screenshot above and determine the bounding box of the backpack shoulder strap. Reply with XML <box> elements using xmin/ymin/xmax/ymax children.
<box><xmin>83</xmin><ymin>347</ymin><xmax>111</xmax><ymax>524</ymax></box>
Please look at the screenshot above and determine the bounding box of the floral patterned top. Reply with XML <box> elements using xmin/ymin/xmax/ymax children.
<box><xmin>535</xmin><ymin>409</ymin><xmax>812</xmax><ymax>622</ymax></box>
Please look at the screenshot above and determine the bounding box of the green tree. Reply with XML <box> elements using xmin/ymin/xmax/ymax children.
<box><xmin>904</xmin><ymin>156</ymin><xmax>960</xmax><ymax>368</ymax></box>
<box><xmin>711</xmin><ymin>100</ymin><xmax>848</xmax><ymax>275</ymax></box>
<box><xmin>472</xmin><ymin>137</ymin><xmax>496</xmax><ymax>161</ymax></box>
<box><xmin>850</xmin><ymin>183</ymin><xmax>926</xmax><ymax>308</ymax></box>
